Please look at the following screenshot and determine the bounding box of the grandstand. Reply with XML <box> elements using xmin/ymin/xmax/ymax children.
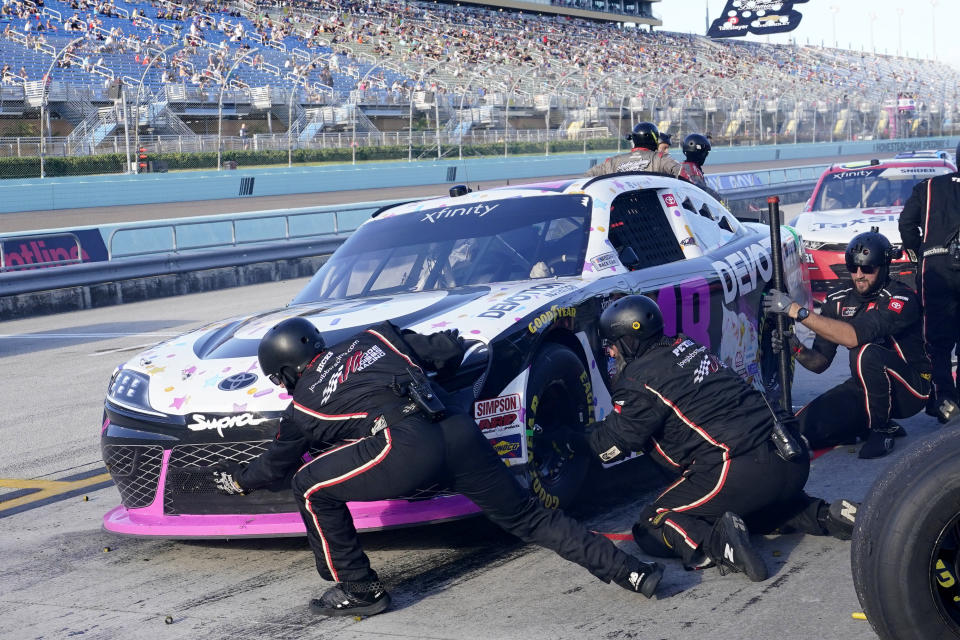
<box><xmin>0</xmin><ymin>0</ymin><xmax>957</xmax><ymax>162</ymax></box>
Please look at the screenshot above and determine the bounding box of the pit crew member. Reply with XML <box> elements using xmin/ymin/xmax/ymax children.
<box><xmin>898</xmin><ymin>142</ymin><xmax>960</xmax><ymax>422</ymax></box>
<box><xmin>584</xmin><ymin>295</ymin><xmax>857</xmax><ymax>583</ymax></box>
<box><xmin>585</xmin><ymin>121</ymin><xmax>682</xmax><ymax>178</ymax></box>
<box><xmin>678</xmin><ymin>133</ymin><xmax>723</xmax><ymax>202</ymax></box>
<box><xmin>765</xmin><ymin>230</ymin><xmax>931</xmax><ymax>459</ymax></box>
<box><xmin>212</xmin><ymin>318</ymin><xmax>663</xmax><ymax>617</ymax></box>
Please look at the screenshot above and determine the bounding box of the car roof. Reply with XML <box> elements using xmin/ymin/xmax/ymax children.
<box><xmin>376</xmin><ymin>172</ymin><xmax>688</xmax><ymax>219</ymax></box>
<box><xmin>824</xmin><ymin>156</ymin><xmax>956</xmax><ymax>172</ymax></box>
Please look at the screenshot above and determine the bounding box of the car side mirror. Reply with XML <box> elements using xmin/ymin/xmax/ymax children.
<box><xmin>618</xmin><ymin>246</ymin><xmax>641</xmax><ymax>270</ymax></box>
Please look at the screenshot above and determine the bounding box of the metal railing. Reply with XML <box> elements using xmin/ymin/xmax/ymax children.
<box><xmin>105</xmin><ymin>201</ymin><xmax>393</xmax><ymax>259</ymax></box>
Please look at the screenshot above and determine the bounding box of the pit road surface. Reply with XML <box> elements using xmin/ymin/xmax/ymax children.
<box><xmin>0</xmin><ymin>278</ymin><xmax>937</xmax><ymax>640</ymax></box>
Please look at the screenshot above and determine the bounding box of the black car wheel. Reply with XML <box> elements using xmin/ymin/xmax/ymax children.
<box><xmin>525</xmin><ymin>343</ymin><xmax>593</xmax><ymax>510</ymax></box>
<box><xmin>851</xmin><ymin>427</ymin><xmax>960</xmax><ymax>640</ymax></box>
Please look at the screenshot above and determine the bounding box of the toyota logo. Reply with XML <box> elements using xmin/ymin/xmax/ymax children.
<box><xmin>218</xmin><ymin>372</ymin><xmax>258</xmax><ymax>391</ymax></box>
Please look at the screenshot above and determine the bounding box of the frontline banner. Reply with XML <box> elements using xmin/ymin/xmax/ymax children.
<box><xmin>707</xmin><ymin>0</ymin><xmax>809</xmax><ymax>38</ymax></box>
<box><xmin>2</xmin><ymin>229</ymin><xmax>108</xmax><ymax>270</ymax></box>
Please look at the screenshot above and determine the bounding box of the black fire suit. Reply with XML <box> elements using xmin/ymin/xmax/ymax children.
<box><xmin>796</xmin><ymin>280</ymin><xmax>931</xmax><ymax>446</ymax></box>
<box><xmin>679</xmin><ymin>160</ymin><xmax>723</xmax><ymax>203</ymax></box>
<box><xmin>899</xmin><ymin>171</ymin><xmax>960</xmax><ymax>406</ymax></box>
<box><xmin>585</xmin><ymin>147</ymin><xmax>682</xmax><ymax>178</ymax></box>
<box><xmin>237</xmin><ymin>321</ymin><xmax>638</xmax><ymax>587</ymax></box>
<box><xmin>586</xmin><ymin>334</ymin><xmax>825</xmax><ymax>566</ymax></box>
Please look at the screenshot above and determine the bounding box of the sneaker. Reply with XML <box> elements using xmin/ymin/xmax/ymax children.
<box><xmin>614</xmin><ymin>556</ymin><xmax>663</xmax><ymax>598</ymax></box>
<box><xmin>858</xmin><ymin>431</ymin><xmax>894</xmax><ymax>459</ymax></box>
<box><xmin>820</xmin><ymin>499</ymin><xmax>859</xmax><ymax>540</ymax></box>
<box><xmin>707</xmin><ymin>512</ymin><xmax>767</xmax><ymax>582</ymax></box>
<box><xmin>939</xmin><ymin>399</ymin><xmax>960</xmax><ymax>425</ymax></box>
<box><xmin>310</xmin><ymin>582</ymin><xmax>391</xmax><ymax>617</ymax></box>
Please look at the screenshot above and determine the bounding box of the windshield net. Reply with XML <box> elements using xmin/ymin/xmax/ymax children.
<box><xmin>814</xmin><ymin>166</ymin><xmax>952</xmax><ymax>211</ymax></box>
<box><xmin>293</xmin><ymin>194</ymin><xmax>592</xmax><ymax>302</ymax></box>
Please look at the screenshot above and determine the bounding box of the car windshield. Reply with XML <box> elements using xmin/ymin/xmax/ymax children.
<box><xmin>813</xmin><ymin>166</ymin><xmax>952</xmax><ymax>211</ymax></box>
<box><xmin>293</xmin><ymin>194</ymin><xmax>592</xmax><ymax>302</ymax></box>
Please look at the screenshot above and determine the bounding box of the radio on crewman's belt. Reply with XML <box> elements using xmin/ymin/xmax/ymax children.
<box><xmin>399</xmin><ymin>367</ymin><xmax>446</xmax><ymax>419</ymax></box>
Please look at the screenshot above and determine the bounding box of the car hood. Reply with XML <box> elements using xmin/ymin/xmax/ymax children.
<box><xmin>121</xmin><ymin>279</ymin><xmax>585</xmax><ymax>417</ymax></box>
<box><xmin>792</xmin><ymin>207</ymin><xmax>903</xmax><ymax>244</ymax></box>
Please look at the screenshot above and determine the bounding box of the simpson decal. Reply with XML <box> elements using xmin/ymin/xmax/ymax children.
<box><xmin>475</xmin><ymin>394</ymin><xmax>521</xmax><ymax>419</ymax></box>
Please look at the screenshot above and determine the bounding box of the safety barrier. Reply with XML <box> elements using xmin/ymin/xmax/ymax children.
<box><xmin>0</xmin><ymin>134</ymin><xmax>953</xmax><ymax>214</ymax></box>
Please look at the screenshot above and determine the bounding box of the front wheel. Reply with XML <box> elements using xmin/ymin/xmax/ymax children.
<box><xmin>524</xmin><ymin>344</ymin><xmax>593</xmax><ymax>510</ymax></box>
<box><xmin>851</xmin><ymin>427</ymin><xmax>960</xmax><ymax>640</ymax></box>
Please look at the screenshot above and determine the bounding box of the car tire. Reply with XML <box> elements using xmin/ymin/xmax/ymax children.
<box><xmin>524</xmin><ymin>343</ymin><xmax>593</xmax><ymax>510</ymax></box>
<box><xmin>851</xmin><ymin>427</ymin><xmax>960</xmax><ymax>640</ymax></box>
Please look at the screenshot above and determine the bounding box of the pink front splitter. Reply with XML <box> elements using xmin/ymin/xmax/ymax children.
<box><xmin>102</xmin><ymin>450</ymin><xmax>481</xmax><ymax>538</ymax></box>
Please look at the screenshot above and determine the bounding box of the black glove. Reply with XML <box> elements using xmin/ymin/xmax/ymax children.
<box><xmin>440</xmin><ymin>328</ymin><xmax>464</xmax><ymax>347</ymax></box>
<box><xmin>770</xmin><ymin>328</ymin><xmax>802</xmax><ymax>355</ymax></box>
<box><xmin>212</xmin><ymin>462</ymin><xmax>248</xmax><ymax>496</ymax></box>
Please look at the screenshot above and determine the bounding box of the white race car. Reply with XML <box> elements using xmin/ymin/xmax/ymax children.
<box><xmin>100</xmin><ymin>172</ymin><xmax>810</xmax><ymax>538</ymax></box>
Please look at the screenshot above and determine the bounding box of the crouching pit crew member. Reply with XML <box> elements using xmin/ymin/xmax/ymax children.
<box><xmin>584</xmin><ymin>296</ymin><xmax>857</xmax><ymax>582</ymax></box>
<box><xmin>898</xmin><ymin>143</ymin><xmax>960</xmax><ymax>423</ymax></box>
<box><xmin>765</xmin><ymin>230</ymin><xmax>931</xmax><ymax>459</ymax></box>
<box><xmin>211</xmin><ymin>317</ymin><xmax>663</xmax><ymax>617</ymax></box>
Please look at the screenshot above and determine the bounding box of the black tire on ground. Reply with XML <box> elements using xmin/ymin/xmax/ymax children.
<box><xmin>851</xmin><ymin>427</ymin><xmax>960</xmax><ymax>640</ymax></box>
<box><xmin>524</xmin><ymin>343</ymin><xmax>593</xmax><ymax>510</ymax></box>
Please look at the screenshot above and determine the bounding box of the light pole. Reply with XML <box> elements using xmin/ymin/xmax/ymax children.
<box><xmin>829</xmin><ymin>5</ymin><xmax>839</xmax><ymax>48</ymax></box>
<box><xmin>134</xmin><ymin>41</ymin><xmax>180</xmax><ymax>174</ymax></box>
<box><xmin>503</xmin><ymin>65</ymin><xmax>539</xmax><ymax>158</ymax></box>
<box><xmin>868</xmin><ymin>12</ymin><xmax>877</xmax><ymax>54</ymax></box>
<box><xmin>408</xmin><ymin>60</ymin><xmax>442</xmax><ymax>162</ymax></box>
<box><xmin>288</xmin><ymin>53</ymin><xmax>331</xmax><ymax>167</ymax></box>
<box><xmin>896</xmin><ymin>7</ymin><xmax>904</xmax><ymax>56</ymax></box>
<box><xmin>217</xmin><ymin>47</ymin><xmax>258</xmax><ymax>171</ymax></box>
<box><xmin>456</xmin><ymin>69</ymin><xmax>484</xmax><ymax>161</ymax></box>
<box><xmin>930</xmin><ymin>0</ymin><xmax>939</xmax><ymax>60</ymax></box>
<box><xmin>40</xmin><ymin>36</ymin><xmax>83</xmax><ymax>178</ymax></box>
<box><xmin>352</xmin><ymin>59</ymin><xmax>388</xmax><ymax>165</ymax></box>
<box><xmin>546</xmin><ymin>70</ymin><xmax>578</xmax><ymax>157</ymax></box>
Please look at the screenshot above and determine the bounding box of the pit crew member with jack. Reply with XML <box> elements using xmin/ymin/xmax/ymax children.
<box><xmin>765</xmin><ymin>230</ymin><xmax>931</xmax><ymax>459</ymax></box>
<box><xmin>583</xmin><ymin>295</ymin><xmax>857</xmax><ymax>582</ymax></box>
<box><xmin>211</xmin><ymin>318</ymin><xmax>664</xmax><ymax>617</ymax></box>
<box><xmin>898</xmin><ymin>142</ymin><xmax>960</xmax><ymax>424</ymax></box>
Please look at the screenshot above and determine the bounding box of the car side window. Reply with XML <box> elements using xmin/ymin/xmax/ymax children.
<box><xmin>608</xmin><ymin>190</ymin><xmax>684</xmax><ymax>269</ymax></box>
<box><xmin>676</xmin><ymin>186</ymin><xmax>741</xmax><ymax>251</ymax></box>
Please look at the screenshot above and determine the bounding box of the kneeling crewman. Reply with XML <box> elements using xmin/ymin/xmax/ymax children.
<box><xmin>765</xmin><ymin>230</ymin><xmax>931</xmax><ymax>458</ymax></box>
<box><xmin>212</xmin><ymin>317</ymin><xmax>663</xmax><ymax>617</ymax></box>
<box><xmin>585</xmin><ymin>296</ymin><xmax>858</xmax><ymax>581</ymax></box>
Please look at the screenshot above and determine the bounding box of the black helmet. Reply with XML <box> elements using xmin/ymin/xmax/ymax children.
<box><xmin>629</xmin><ymin>121</ymin><xmax>660</xmax><ymax>150</ymax></box>
<box><xmin>682</xmin><ymin>133</ymin><xmax>711</xmax><ymax>167</ymax></box>
<box><xmin>599</xmin><ymin>295</ymin><xmax>664</xmax><ymax>359</ymax></box>
<box><xmin>844</xmin><ymin>229</ymin><xmax>900</xmax><ymax>297</ymax></box>
<box><xmin>258</xmin><ymin>317</ymin><xmax>325</xmax><ymax>391</ymax></box>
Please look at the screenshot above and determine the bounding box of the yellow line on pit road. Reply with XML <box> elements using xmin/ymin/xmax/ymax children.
<box><xmin>0</xmin><ymin>473</ymin><xmax>113</xmax><ymax>512</ymax></box>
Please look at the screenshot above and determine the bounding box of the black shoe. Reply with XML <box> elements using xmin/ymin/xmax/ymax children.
<box><xmin>819</xmin><ymin>499</ymin><xmax>859</xmax><ymax>540</ymax></box>
<box><xmin>613</xmin><ymin>556</ymin><xmax>663</xmax><ymax>598</ymax></box>
<box><xmin>858</xmin><ymin>431</ymin><xmax>894</xmax><ymax>459</ymax></box>
<box><xmin>707</xmin><ymin>512</ymin><xmax>767</xmax><ymax>582</ymax></box>
<box><xmin>887</xmin><ymin>420</ymin><xmax>907</xmax><ymax>438</ymax></box>
<box><xmin>939</xmin><ymin>399</ymin><xmax>960</xmax><ymax>425</ymax></box>
<box><xmin>310</xmin><ymin>582</ymin><xmax>391</xmax><ymax>617</ymax></box>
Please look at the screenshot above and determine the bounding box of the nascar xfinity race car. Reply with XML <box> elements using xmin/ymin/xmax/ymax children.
<box><xmin>101</xmin><ymin>172</ymin><xmax>810</xmax><ymax>538</ymax></box>
<box><xmin>791</xmin><ymin>151</ymin><xmax>957</xmax><ymax>303</ymax></box>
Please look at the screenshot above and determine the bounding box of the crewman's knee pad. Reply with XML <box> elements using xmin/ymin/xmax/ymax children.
<box><xmin>631</xmin><ymin>505</ymin><xmax>677</xmax><ymax>559</ymax></box>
